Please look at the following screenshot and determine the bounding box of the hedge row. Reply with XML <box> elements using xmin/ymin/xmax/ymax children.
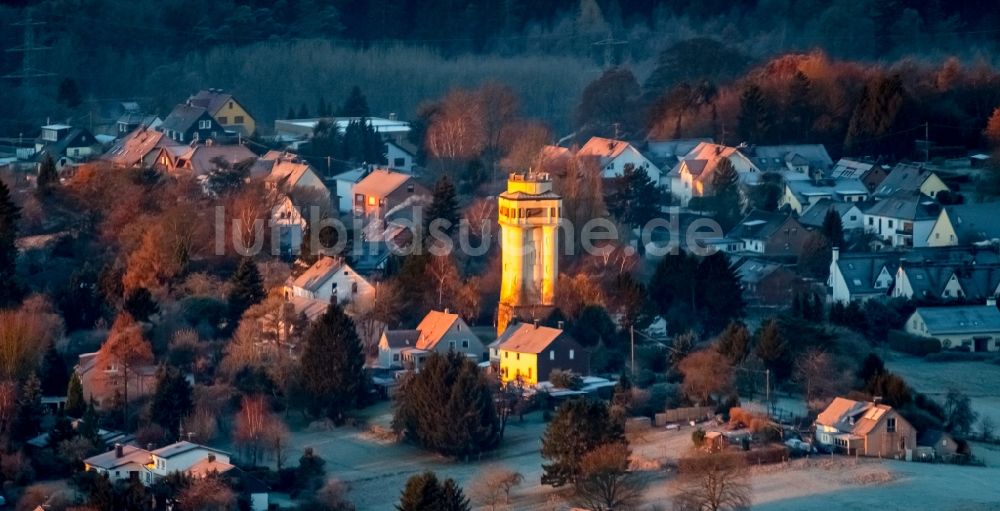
<box><xmin>888</xmin><ymin>330</ymin><xmax>942</xmax><ymax>357</ymax></box>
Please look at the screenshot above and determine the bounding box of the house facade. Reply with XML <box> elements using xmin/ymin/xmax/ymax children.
<box><xmin>798</xmin><ymin>199</ymin><xmax>864</xmax><ymax>233</ymax></box>
<box><xmin>905</xmin><ymin>304</ymin><xmax>1000</xmax><ymax>352</ymax></box>
<box><xmin>286</xmin><ymin>257</ymin><xmax>374</xmax><ymax>306</ymax></box>
<box><xmin>352</xmin><ymin>168</ymin><xmax>429</xmax><ymax>219</ymax></box>
<box><xmin>725</xmin><ymin>210</ymin><xmax>812</xmax><ymax>258</ymax></box>
<box><xmin>496</xmin><ymin>322</ymin><xmax>588</xmax><ymax>385</ymax></box>
<box><xmin>926</xmin><ymin>203</ymin><xmax>1000</xmax><ymax>247</ymax></box>
<box><xmin>385</xmin><ymin>140</ymin><xmax>417</xmax><ymax>173</ymax></box>
<box><xmin>187</xmin><ymin>89</ymin><xmax>257</xmax><ymax>136</ymax></box>
<box><xmin>862</xmin><ymin>191</ymin><xmax>940</xmax><ymax>248</ymax></box>
<box><xmin>668</xmin><ymin>142</ymin><xmax>760</xmax><ymax>206</ymax></box>
<box><xmin>829</xmin><ymin>158</ymin><xmax>889</xmax><ymax>192</ymax></box>
<box><xmin>780</xmin><ymin>179</ymin><xmax>869</xmax><ymax>214</ymax></box>
<box><xmin>577</xmin><ymin>136</ymin><xmax>663</xmax><ymax>184</ymax></box>
<box><xmin>875</xmin><ymin>163</ymin><xmax>949</xmax><ymax>199</ymax></box>
<box><xmin>815</xmin><ymin>398</ymin><xmax>916</xmax><ymax>458</ymax></box>
<box><xmin>103</xmin><ymin>127</ymin><xmax>180</xmax><ymax>169</ymax></box>
<box><xmin>159</xmin><ymin>104</ymin><xmax>222</xmax><ymax>143</ymax></box>
<box><xmin>377</xmin><ymin>310</ymin><xmax>486</xmax><ymax>369</ymax></box>
<box><xmin>828</xmin><ymin>248</ymin><xmax>898</xmax><ymax>303</ymax></box>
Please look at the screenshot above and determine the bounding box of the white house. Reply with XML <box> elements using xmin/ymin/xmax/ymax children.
<box><xmin>925</xmin><ymin>203</ymin><xmax>1000</xmax><ymax>248</ymax></box>
<box><xmin>905</xmin><ymin>304</ymin><xmax>1000</xmax><ymax>352</ymax></box>
<box><xmin>780</xmin><ymin>179</ymin><xmax>869</xmax><ymax>214</ymax></box>
<box><xmin>331</xmin><ymin>167</ymin><xmax>367</xmax><ymax>214</ymax></box>
<box><xmin>84</xmin><ymin>441</ymin><xmax>230</xmax><ymax>486</ymax></box>
<box><xmin>875</xmin><ymin>163</ymin><xmax>950</xmax><ymax>199</ymax></box>
<box><xmin>893</xmin><ymin>261</ymin><xmax>1000</xmax><ymax>302</ymax></box>
<box><xmin>270</xmin><ymin>195</ymin><xmax>307</xmax><ymax>254</ymax></box>
<box><xmin>385</xmin><ymin>140</ymin><xmax>417</xmax><ymax>173</ymax></box>
<box><xmin>377</xmin><ymin>310</ymin><xmax>486</xmax><ymax>369</ymax></box>
<box><xmin>577</xmin><ymin>137</ymin><xmax>662</xmax><ymax>183</ymax></box>
<box><xmin>862</xmin><ymin>191</ymin><xmax>940</xmax><ymax>248</ymax></box>
<box><xmin>798</xmin><ymin>199</ymin><xmax>864</xmax><ymax>232</ymax></box>
<box><xmin>668</xmin><ymin>142</ymin><xmax>760</xmax><ymax>206</ymax></box>
<box><xmin>259</xmin><ymin>151</ymin><xmax>331</xmax><ymax>203</ymax></box>
<box><xmin>285</xmin><ymin>257</ymin><xmax>375</xmax><ymax>306</ymax></box>
<box><xmin>828</xmin><ymin>248</ymin><xmax>898</xmax><ymax>303</ymax></box>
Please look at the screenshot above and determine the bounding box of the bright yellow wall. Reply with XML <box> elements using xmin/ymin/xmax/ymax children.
<box><xmin>213</xmin><ymin>100</ymin><xmax>256</xmax><ymax>136</ymax></box>
<box><xmin>499</xmin><ymin>350</ymin><xmax>538</xmax><ymax>384</ymax></box>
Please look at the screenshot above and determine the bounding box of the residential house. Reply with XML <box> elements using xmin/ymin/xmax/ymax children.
<box><xmin>286</xmin><ymin>256</ymin><xmax>375</xmax><ymax>306</ymax></box>
<box><xmin>385</xmin><ymin>140</ymin><xmax>417</xmax><ymax>173</ymax></box>
<box><xmin>115</xmin><ymin>111</ymin><xmax>161</xmax><ymax>137</ymax></box>
<box><xmin>257</xmin><ymin>150</ymin><xmax>331</xmax><ymax>203</ymax></box>
<box><xmin>668</xmin><ymin>142</ymin><xmax>760</xmax><ymax>206</ymax></box>
<box><xmin>158</xmin><ymin>104</ymin><xmax>222</xmax><ymax>143</ymax></box>
<box><xmin>34</xmin><ymin>124</ymin><xmax>101</xmax><ymax>167</ymax></box>
<box><xmin>926</xmin><ymin>203</ymin><xmax>1000</xmax><ymax>247</ymax></box>
<box><xmin>332</xmin><ymin>167</ymin><xmax>367</xmax><ymax>214</ymax></box>
<box><xmin>905</xmin><ymin>304</ymin><xmax>1000</xmax><ymax>352</ymax></box>
<box><xmin>743</xmin><ymin>144</ymin><xmax>833</xmax><ymax>180</ymax></box>
<box><xmin>74</xmin><ymin>352</ymin><xmax>158</xmax><ymax>409</ymax></box>
<box><xmin>271</xmin><ymin>195</ymin><xmax>307</xmax><ymax>254</ymax></box>
<box><xmin>798</xmin><ymin>199</ymin><xmax>864</xmax><ymax>233</ymax></box>
<box><xmin>735</xmin><ymin>258</ymin><xmax>802</xmax><ymax>306</ymax></box>
<box><xmin>828</xmin><ymin>248</ymin><xmax>899</xmax><ymax>303</ymax></box>
<box><xmin>892</xmin><ymin>261</ymin><xmax>1000</xmax><ymax>302</ymax></box>
<box><xmin>814</xmin><ymin>397</ymin><xmax>916</xmax><ymax>458</ymax></box>
<box><xmin>862</xmin><ymin>191</ymin><xmax>940</xmax><ymax>248</ymax></box>
<box><xmin>187</xmin><ymin>89</ymin><xmax>257</xmax><ymax>136</ymax></box>
<box><xmin>156</xmin><ymin>143</ymin><xmax>257</xmax><ymax>176</ymax></box>
<box><xmin>577</xmin><ymin>136</ymin><xmax>663</xmax><ymax>183</ymax></box>
<box><xmin>82</xmin><ymin>443</ymin><xmax>154</xmax><ymax>484</ymax></box>
<box><xmin>102</xmin><ymin>127</ymin><xmax>180</xmax><ymax>169</ymax></box>
<box><xmin>352</xmin><ymin>168</ymin><xmax>429</xmax><ymax>219</ymax></box>
<box><xmin>875</xmin><ymin>163</ymin><xmax>950</xmax><ymax>199</ymax></box>
<box><xmin>829</xmin><ymin>158</ymin><xmax>889</xmax><ymax>192</ymax></box>
<box><xmin>917</xmin><ymin>430</ymin><xmax>960</xmax><ymax>461</ymax></box>
<box><xmin>724</xmin><ymin>209</ymin><xmax>812</xmax><ymax>258</ymax></box>
<box><xmin>496</xmin><ymin>321</ymin><xmax>588</xmax><ymax>385</ymax></box>
<box><xmin>377</xmin><ymin>310</ymin><xmax>486</xmax><ymax>370</ymax></box>
<box><xmin>644</xmin><ymin>137</ymin><xmax>711</xmax><ymax>171</ymax></box>
<box><xmin>780</xmin><ymin>178</ymin><xmax>869</xmax><ymax>214</ymax></box>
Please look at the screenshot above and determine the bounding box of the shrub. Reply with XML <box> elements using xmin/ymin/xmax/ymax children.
<box><xmin>741</xmin><ymin>445</ymin><xmax>789</xmax><ymax>465</ymax></box>
<box><xmin>549</xmin><ymin>369</ymin><xmax>584</xmax><ymax>390</ymax></box>
<box><xmin>888</xmin><ymin>330</ymin><xmax>941</xmax><ymax>356</ymax></box>
<box><xmin>691</xmin><ymin>428</ymin><xmax>706</xmax><ymax>447</ymax></box>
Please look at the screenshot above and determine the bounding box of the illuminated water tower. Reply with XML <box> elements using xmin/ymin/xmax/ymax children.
<box><xmin>497</xmin><ymin>172</ymin><xmax>561</xmax><ymax>335</ymax></box>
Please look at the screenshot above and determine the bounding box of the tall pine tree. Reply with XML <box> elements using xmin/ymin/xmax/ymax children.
<box><xmin>228</xmin><ymin>258</ymin><xmax>265</xmax><ymax>321</ymax></box>
<box><xmin>396</xmin><ymin>471</ymin><xmax>470</xmax><ymax>511</ymax></box>
<box><xmin>301</xmin><ymin>301</ymin><xmax>368</xmax><ymax>421</ymax></box>
<box><xmin>540</xmin><ymin>398</ymin><xmax>625</xmax><ymax>487</ymax></box>
<box><xmin>737</xmin><ymin>84</ymin><xmax>772</xmax><ymax>144</ymax></box>
<box><xmin>150</xmin><ymin>366</ymin><xmax>194</xmax><ymax>437</ymax></box>
<box><xmin>0</xmin><ymin>180</ymin><xmax>21</xmax><ymax>306</ymax></box>
<box><xmin>340</xmin><ymin>86</ymin><xmax>370</xmax><ymax>117</ymax></box>
<box><xmin>606</xmin><ymin>164</ymin><xmax>662</xmax><ymax>232</ymax></box>
<box><xmin>424</xmin><ymin>176</ymin><xmax>459</xmax><ymax>238</ymax></box>
<box><xmin>709</xmin><ymin>158</ymin><xmax>742</xmax><ymax>232</ymax></box>
<box><xmin>66</xmin><ymin>372</ymin><xmax>85</xmax><ymax>417</ymax></box>
<box><xmin>36</xmin><ymin>153</ymin><xmax>59</xmax><ymax>194</ymax></box>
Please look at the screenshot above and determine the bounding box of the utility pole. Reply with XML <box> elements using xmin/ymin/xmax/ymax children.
<box><xmin>765</xmin><ymin>369</ymin><xmax>771</xmax><ymax>416</ymax></box>
<box><xmin>630</xmin><ymin>325</ymin><xmax>635</xmax><ymax>378</ymax></box>
<box><xmin>924</xmin><ymin>122</ymin><xmax>930</xmax><ymax>163</ymax></box>
<box><xmin>5</xmin><ymin>8</ymin><xmax>55</xmax><ymax>94</ymax></box>
<box><xmin>592</xmin><ymin>35</ymin><xmax>627</xmax><ymax>69</ymax></box>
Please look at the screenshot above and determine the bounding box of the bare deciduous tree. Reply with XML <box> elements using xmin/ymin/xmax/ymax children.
<box><xmin>96</xmin><ymin>313</ymin><xmax>153</xmax><ymax>422</ymax></box>
<box><xmin>469</xmin><ymin>467</ymin><xmax>524</xmax><ymax>511</ymax></box>
<box><xmin>177</xmin><ymin>475</ymin><xmax>237</xmax><ymax>511</ymax></box>
<box><xmin>674</xmin><ymin>453</ymin><xmax>752</xmax><ymax>511</ymax></box>
<box><xmin>678</xmin><ymin>350</ymin><xmax>734</xmax><ymax>406</ymax></box>
<box><xmin>573</xmin><ymin>443</ymin><xmax>647</xmax><ymax>511</ymax></box>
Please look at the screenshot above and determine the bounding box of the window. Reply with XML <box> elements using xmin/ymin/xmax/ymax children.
<box><xmin>504</xmin><ymin>352</ymin><xmax>508</xmax><ymax>359</ymax></box>
<box><xmin>549</xmin><ymin>351</ymin><xmax>555</xmax><ymax>360</ymax></box>
<box><xmin>355</xmin><ymin>194</ymin><xmax>364</xmax><ymax>205</ymax></box>
<box><xmin>229</xmin><ymin>101</ymin><xmax>234</xmax><ymax>110</ymax></box>
<box><xmin>367</xmin><ymin>196</ymin><xmax>376</xmax><ymax>206</ymax></box>
<box><xmin>352</xmin><ymin>282</ymin><xmax>358</xmax><ymax>293</ymax></box>
<box><xmin>393</xmin><ymin>353</ymin><xmax>399</xmax><ymax>361</ymax></box>
<box><xmin>516</xmin><ymin>353</ymin><xmax>520</xmax><ymax>361</ymax></box>
<box><xmin>850</xmin><ymin>215</ymin><xmax>857</xmax><ymax>221</ymax></box>
<box><xmin>199</xmin><ymin>120</ymin><xmax>211</xmax><ymax>129</ymax></box>
<box><xmin>394</xmin><ymin>157</ymin><xmax>406</xmax><ymax>167</ymax></box>
<box><xmin>234</xmin><ymin>115</ymin><xmax>244</xmax><ymax>124</ymax></box>
<box><xmin>462</xmin><ymin>340</ymin><xmax>469</xmax><ymax>348</ymax></box>
<box><xmin>888</xmin><ymin>220</ymin><xmax>894</xmax><ymax>229</ymax></box>
<box><xmin>449</xmin><ymin>340</ymin><xmax>456</xmax><ymax>350</ymax></box>
<box><xmin>407</xmin><ymin>183</ymin><xmax>414</xmax><ymax>193</ymax></box>
<box><xmin>569</xmin><ymin>349</ymin><xmax>575</xmax><ymax>360</ymax></box>
<box><xmin>217</xmin><ymin>116</ymin><xmax>228</xmax><ymax>124</ymax></box>
<box><xmin>527</xmin><ymin>367</ymin><xmax>532</xmax><ymax>379</ymax></box>
<box><xmin>887</xmin><ymin>417</ymin><xmax>896</xmax><ymax>433</ymax></box>
<box><xmin>868</xmin><ymin>217</ymin><xmax>874</xmax><ymax>226</ymax></box>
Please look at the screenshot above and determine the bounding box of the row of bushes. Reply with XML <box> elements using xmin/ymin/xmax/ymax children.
<box><xmin>888</xmin><ymin>330</ymin><xmax>942</xmax><ymax>356</ymax></box>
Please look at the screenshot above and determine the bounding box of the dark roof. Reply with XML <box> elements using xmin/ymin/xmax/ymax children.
<box><xmin>160</xmin><ymin>104</ymin><xmax>210</xmax><ymax>133</ymax></box>
<box><xmin>863</xmin><ymin>190</ymin><xmax>940</xmax><ymax>221</ymax></box>
<box><xmin>383</xmin><ymin>329</ymin><xmax>421</xmax><ymax>349</ymax></box>
<box><xmin>727</xmin><ymin>209</ymin><xmax>802</xmax><ymax>241</ymax></box>
<box><xmin>945</xmin><ymin>203</ymin><xmax>1000</xmax><ymax>244</ymax></box>
<box><xmin>799</xmin><ymin>199</ymin><xmax>859</xmax><ymax>228</ymax></box>
<box><xmin>917</xmin><ymin>429</ymin><xmax>952</xmax><ymax>447</ymax></box>
<box><xmin>875</xmin><ymin>163</ymin><xmax>939</xmax><ymax>197</ymax></box>
<box><xmin>915</xmin><ymin>305</ymin><xmax>1000</xmax><ymax>335</ymax></box>
<box><xmin>835</xmin><ymin>252</ymin><xmax>901</xmax><ymax>296</ymax></box>
<box><xmin>35</xmin><ymin>127</ymin><xmax>99</xmax><ymax>160</ymax></box>
<box><xmin>188</xmin><ymin>89</ymin><xmax>235</xmax><ymax>114</ymax></box>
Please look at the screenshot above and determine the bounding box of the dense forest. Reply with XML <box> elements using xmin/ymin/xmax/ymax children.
<box><xmin>2</xmin><ymin>0</ymin><xmax>1000</xmax><ymax>136</ymax></box>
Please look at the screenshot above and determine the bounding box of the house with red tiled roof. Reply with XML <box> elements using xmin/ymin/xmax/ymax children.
<box><xmin>376</xmin><ymin>309</ymin><xmax>485</xmax><ymax>369</ymax></box>
<box><xmin>351</xmin><ymin>168</ymin><xmax>430</xmax><ymax>219</ymax></box>
<box><xmin>102</xmin><ymin>126</ymin><xmax>180</xmax><ymax>168</ymax></box>
<box><xmin>814</xmin><ymin>397</ymin><xmax>916</xmax><ymax>458</ymax></box>
<box><xmin>495</xmin><ymin>321</ymin><xmax>588</xmax><ymax>385</ymax></box>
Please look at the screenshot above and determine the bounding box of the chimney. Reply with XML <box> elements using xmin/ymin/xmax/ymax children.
<box><xmin>444</xmin><ymin>308</ymin><xmax>450</xmax><ymax>314</ymax></box>
<box><xmin>388</xmin><ymin>112</ymin><xmax>397</xmax><ymax>121</ymax></box>
<box><xmin>115</xmin><ymin>444</ymin><xmax>124</xmax><ymax>458</ymax></box>
<box><xmin>557</xmin><ymin>320</ymin><xmax>564</xmax><ymax>330</ymax></box>
<box><xmin>208</xmin><ymin>453</ymin><xmax>216</xmax><ymax>463</ymax></box>
<box><xmin>533</xmin><ymin>318</ymin><xmax>540</xmax><ymax>329</ymax></box>
<box><xmin>831</xmin><ymin>246</ymin><xmax>839</xmax><ymax>265</ymax></box>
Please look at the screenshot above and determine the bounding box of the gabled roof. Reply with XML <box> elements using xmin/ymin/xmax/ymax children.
<box><xmin>292</xmin><ymin>256</ymin><xmax>345</xmax><ymax>292</ymax></box>
<box><xmin>496</xmin><ymin>322</ymin><xmax>567</xmax><ymax>354</ymax></box>
<box><xmin>187</xmin><ymin>89</ymin><xmax>236</xmax><ymax>115</ymax></box>
<box><xmin>863</xmin><ymin>190</ymin><xmax>939</xmax><ymax>221</ymax></box>
<box><xmin>150</xmin><ymin>441</ymin><xmax>229</xmax><ymax>459</ymax></box>
<box><xmin>944</xmin><ymin>203</ymin><xmax>1000</xmax><ymax>244</ymax></box>
<box><xmin>875</xmin><ymin>163</ymin><xmax>940</xmax><ymax>197</ymax></box>
<box><xmin>415</xmin><ymin>310</ymin><xmax>460</xmax><ymax>350</ymax></box>
<box><xmin>835</xmin><ymin>252</ymin><xmax>901</xmax><ymax>296</ymax></box>
<box><xmin>735</xmin><ymin>259</ymin><xmax>785</xmax><ymax>285</ymax></box>
<box><xmin>160</xmin><ymin>104</ymin><xmax>211</xmax><ymax>133</ymax></box>
<box><xmin>103</xmin><ymin>127</ymin><xmax>178</xmax><ymax>167</ymax></box>
<box><xmin>830</xmin><ymin>158</ymin><xmax>879</xmax><ymax>180</ymax></box>
<box><xmin>727</xmin><ymin>209</ymin><xmax>802</xmax><ymax>241</ymax></box>
<box><xmin>786</xmin><ymin>178</ymin><xmax>869</xmax><ymax>204</ymax></box>
<box><xmin>799</xmin><ymin>199</ymin><xmax>860</xmax><ymax>228</ymax></box>
<box><xmin>286</xmin><ymin>296</ymin><xmax>329</xmax><ymax>322</ymax></box>
<box><xmin>383</xmin><ymin>329</ymin><xmax>421</xmax><ymax>349</ymax></box>
<box><xmin>577</xmin><ymin>136</ymin><xmax>634</xmax><ymax>164</ymax></box>
<box><xmin>174</xmin><ymin>144</ymin><xmax>257</xmax><ymax>175</ymax></box>
<box><xmin>914</xmin><ymin>305</ymin><xmax>1000</xmax><ymax>335</ymax></box>
<box><xmin>645</xmin><ymin>138</ymin><xmax>711</xmax><ymax>159</ymax></box>
<box><xmin>352</xmin><ymin>168</ymin><xmax>414</xmax><ymax>198</ymax></box>
<box><xmin>747</xmin><ymin>144</ymin><xmax>832</xmax><ymax>172</ymax></box>
<box><xmin>83</xmin><ymin>445</ymin><xmax>150</xmax><ymax>470</ymax></box>
<box><xmin>261</xmin><ymin>151</ymin><xmax>315</xmax><ymax>188</ymax></box>
<box><xmin>671</xmin><ymin>142</ymin><xmax>750</xmax><ymax>183</ymax></box>
<box><xmin>816</xmin><ymin>397</ymin><xmax>886</xmax><ymax>435</ymax></box>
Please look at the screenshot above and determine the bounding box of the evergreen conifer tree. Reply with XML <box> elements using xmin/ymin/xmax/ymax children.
<box><xmin>301</xmin><ymin>301</ymin><xmax>368</xmax><ymax>421</ymax></box>
<box><xmin>66</xmin><ymin>372</ymin><xmax>85</xmax><ymax>417</ymax></box>
<box><xmin>424</xmin><ymin>176</ymin><xmax>459</xmax><ymax>238</ymax></box>
<box><xmin>540</xmin><ymin>398</ymin><xmax>625</xmax><ymax>487</ymax></box>
<box><xmin>150</xmin><ymin>366</ymin><xmax>194</xmax><ymax>437</ymax></box>
<box><xmin>0</xmin><ymin>180</ymin><xmax>21</xmax><ymax>306</ymax></box>
<box><xmin>36</xmin><ymin>153</ymin><xmax>59</xmax><ymax>194</ymax></box>
<box><xmin>340</xmin><ymin>86</ymin><xmax>370</xmax><ymax>117</ymax></box>
<box><xmin>228</xmin><ymin>258</ymin><xmax>265</xmax><ymax>321</ymax></box>
<box><xmin>40</xmin><ymin>342</ymin><xmax>70</xmax><ymax>396</ymax></box>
